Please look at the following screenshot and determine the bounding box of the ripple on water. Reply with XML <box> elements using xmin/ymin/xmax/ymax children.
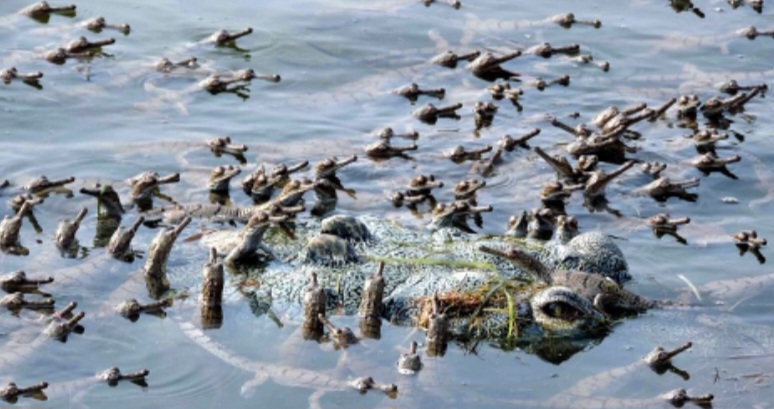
<box><xmin>62</xmin><ymin>330</ymin><xmax>247</xmax><ymax>408</ymax></box>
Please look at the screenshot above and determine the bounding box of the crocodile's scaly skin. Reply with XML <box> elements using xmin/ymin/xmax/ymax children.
<box><xmin>201</xmin><ymin>215</ymin><xmax>622</xmax><ymax>337</ymax></box>
<box><xmin>145</xmin><ymin>203</ymin><xmax>256</xmax><ymax>224</ymax></box>
<box><xmin>546</xmin><ymin>227</ymin><xmax>631</xmax><ymax>284</ymax></box>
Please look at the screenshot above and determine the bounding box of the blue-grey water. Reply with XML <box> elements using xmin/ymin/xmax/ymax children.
<box><xmin>1</xmin><ymin>0</ymin><xmax>774</xmax><ymax>407</ymax></box>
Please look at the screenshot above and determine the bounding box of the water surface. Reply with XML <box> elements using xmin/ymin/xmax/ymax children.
<box><xmin>1</xmin><ymin>0</ymin><xmax>774</xmax><ymax>408</ymax></box>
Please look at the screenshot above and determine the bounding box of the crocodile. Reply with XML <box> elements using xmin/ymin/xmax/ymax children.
<box><xmin>648</xmin><ymin>213</ymin><xmax>692</xmax><ymax>244</ymax></box>
<box><xmin>0</xmin><ymin>271</ymin><xmax>53</xmax><ymax>294</ymax></box>
<box><xmin>203</xmin><ymin>27</ymin><xmax>254</xmax><ymax>47</ymax></box>
<box><xmin>412</xmin><ymin>102</ymin><xmax>463</xmax><ymax>124</ymax></box>
<box><xmin>192</xmin><ymin>210</ymin><xmax>632</xmax><ymax>340</ymax></box>
<box><xmin>54</xmin><ymin>207</ymin><xmax>87</xmax><ymax>257</ymax></box>
<box><xmin>128</xmin><ymin>170</ymin><xmax>180</xmax><ymax>208</ymax></box>
<box><xmin>0</xmin><ymin>380</ymin><xmax>48</xmax><ymax>404</ymax></box>
<box><xmin>18</xmin><ymin>1</ymin><xmax>76</xmax><ymax>24</ymax></box>
<box><xmin>115</xmin><ymin>298</ymin><xmax>171</xmax><ymax>322</ymax></box>
<box><xmin>397</xmin><ymin>340</ymin><xmax>422</xmax><ymax>375</ymax></box>
<box><xmin>23</xmin><ymin>175</ymin><xmax>75</xmax><ymax>196</ymax></box>
<box><xmin>0</xmin><ymin>292</ymin><xmax>54</xmax><ymax>311</ymax></box>
<box><xmin>80</xmin><ymin>16</ymin><xmax>131</xmax><ymax>35</ymax></box>
<box><xmin>466</xmin><ymin>51</ymin><xmax>521</xmax><ymax>81</ymax></box>
<box><xmin>393</xmin><ymin>82</ymin><xmax>445</xmax><ymax>103</ymax></box>
<box><xmin>142</xmin><ymin>217</ymin><xmax>192</xmax><ymax>299</ymax></box>
<box><xmin>0</xmin><ymin>67</ymin><xmax>43</xmax><ymax>87</ymax></box>
<box><xmin>733</xmin><ymin>229</ymin><xmax>767</xmax><ymax>263</ymax></box>
<box><xmin>209</xmin><ymin>136</ymin><xmax>249</xmax><ymax>165</ymax></box>
<box><xmin>208</xmin><ymin>165</ymin><xmax>242</xmax><ymax>194</ymax></box>
<box><xmin>445</xmin><ymin>145</ymin><xmax>493</xmax><ymax>163</ymax></box>
<box><xmin>199</xmin><ymin>247</ymin><xmax>225</xmax><ymax>328</ymax></box>
<box><xmin>62</xmin><ymin>36</ymin><xmax>116</xmax><ymax>53</ymax></box>
<box><xmin>365</xmin><ymin>139</ymin><xmax>418</xmax><ymax>158</ymax></box>
<box><xmin>638</xmin><ymin>176</ymin><xmax>700</xmax><ymax>203</ymax></box>
<box><xmin>0</xmin><ymin>201</ymin><xmax>34</xmax><ymax>255</ymax></box>
<box><xmin>692</xmin><ymin>152</ymin><xmax>741</xmax><ymax>179</ymax></box>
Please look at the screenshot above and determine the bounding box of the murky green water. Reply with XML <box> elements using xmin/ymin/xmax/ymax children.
<box><xmin>1</xmin><ymin>0</ymin><xmax>774</xmax><ymax>407</ymax></box>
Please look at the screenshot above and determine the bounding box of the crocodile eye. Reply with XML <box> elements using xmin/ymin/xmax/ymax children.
<box><xmin>541</xmin><ymin>301</ymin><xmax>583</xmax><ymax>321</ymax></box>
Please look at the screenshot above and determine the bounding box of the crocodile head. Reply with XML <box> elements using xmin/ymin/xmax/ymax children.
<box><xmin>407</xmin><ymin>175</ymin><xmax>443</xmax><ymax>196</ymax></box>
<box><xmin>54</xmin><ymin>208</ymin><xmax>87</xmax><ymax>251</ymax></box>
<box><xmin>42</xmin><ymin>310</ymin><xmax>85</xmax><ymax>342</ymax></box>
<box><xmin>107</xmin><ymin>216</ymin><xmax>144</xmax><ymax>261</ymax></box>
<box><xmin>0</xmin><ymin>202</ymin><xmax>32</xmax><ymax>250</ymax></box>
<box><xmin>115</xmin><ymin>299</ymin><xmax>144</xmax><ymax>318</ymax></box>
<box><xmin>64</xmin><ymin>36</ymin><xmax>115</xmax><ymax>53</ymax></box>
<box><xmin>0</xmin><ymin>271</ymin><xmax>53</xmax><ymax>293</ymax></box>
<box><xmin>24</xmin><ymin>175</ymin><xmax>75</xmax><ymax>194</ymax></box>
<box><xmin>429</xmin><ymin>201</ymin><xmax>492</xmax><ymax>233</ymax></box>
<box><xmin>640</xmin><ymin>177</ymin><xmax>699</xmax><ymax>202</ymax></box>
<box><xmin>142</xmin><ymin>217</ymin><xmax>191</xmax><ymax>298</ymax></box>
<box><xmin>80</xmin><ymin>184</ymin><xmax>125</xmax><ymax>218</ymax></box>
<box><xmin>208</xmin><ymin>28</ymin><xmax>253</xmax><ymax>46</ymax></box>
<box><xmin>208</xmin><ymin>165</ymin><xmax>241</xmax><ymax>193</ymax></box>
<box><xmin>252</xmin><ymin>174</ymin><xmax>283</xmax><ymax>201</ymax></box>
<box><xmin>129</xmin><ymin>171</ymin><xmax>180</xmax><ymax>201</ymax></box>
<box><xmin>20</xmin><ymin>1</ymin><xmax>76</xmax><ymax>22</ymax></box>
<box><xmin>552</xmin><ymin>215</ymin><xmax>579</xmax><ymax>245</ymax></box>
<box><xmin>274</xmin><ymin>178</ymin><xmax>320</xmax><ymax>207</ymax></box>
<box><xmin>453</xmin><ymin>179</ymin><xmax>485</xmax><ymax>200</ymax></box>
<box><xmin>506</xmin><ymin>211</ymin><xmax>529</xmax><ymax>238</ymax></box>
<box><xmin>315</xmin><ymin>155</ymin><xmax>358</xmax><ymax>179</ymax></box>
<box><xmin>466</xmin><ymin>51</ymin><xmax>521</xmax><ymax>81</ymax></box>
<box><xmin>98</xmin><ymin>367</ymin><xmax>150</xmax><ymax>386</ymax></box>
<box><xmin>397</xmin><ymin>341</ymin><xmax>423</xmax><ymax>375</ymax></box>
